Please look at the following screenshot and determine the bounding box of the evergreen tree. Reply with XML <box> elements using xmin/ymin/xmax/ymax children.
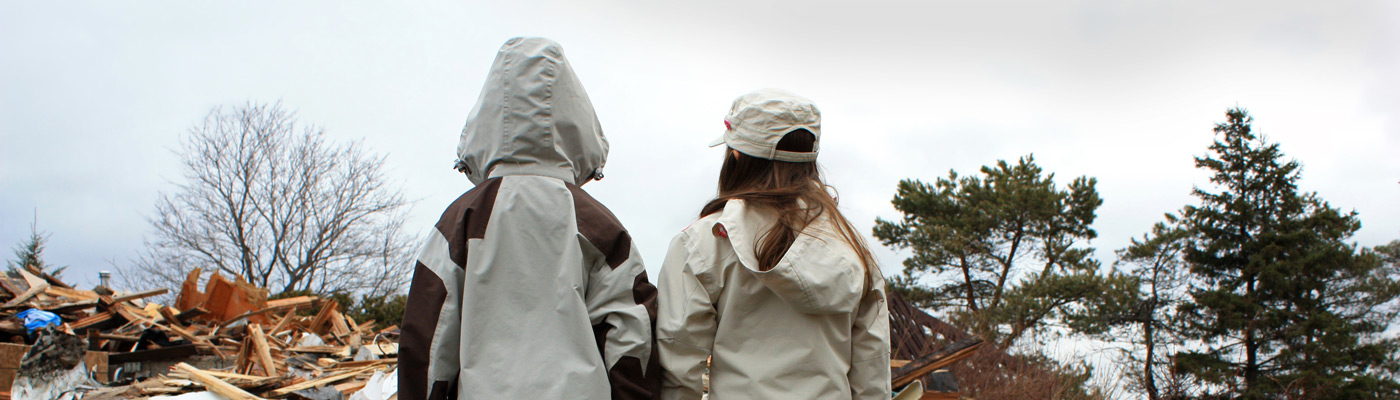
<box><xmin>874</xmin><ymin>155</ymin><xmax>1128</xmax><ymax>350</ymax></box>
<box><xmin>1092</xmin><ymin>218</ymin><xmax>1191</xmax><ymax>400</ymax></box>
<box><xmin>8</xmin><ymin>218</ymin><xmax>66</xmax><ymax>280</ymax></box>
<box><xmin>1175</xmin><ymin>107</ymin><xmax>1400</xmax><ymax>399</ymax></box>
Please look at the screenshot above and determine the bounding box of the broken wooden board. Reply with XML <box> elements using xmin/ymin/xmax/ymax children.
<box><xmin>892</xmin><ymin>336</ymin><xmax>985</xmax><ymax>388</ymax></box>
<box><xmin>174</xmin><ymin>362</ymin><xmax>266</xmax><ymax>400</ymax></box>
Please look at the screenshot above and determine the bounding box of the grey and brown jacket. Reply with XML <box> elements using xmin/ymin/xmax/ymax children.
<box><xmin>400</xmin><ymin>38</ymin><xmax>660</xmax><ymax>400</ymax></box>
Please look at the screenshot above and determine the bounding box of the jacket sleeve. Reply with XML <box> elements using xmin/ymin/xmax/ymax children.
<box><xmin>656</xmin><ymin>232</ymin><xmax>718</xmax><ymax>400</ymax></box>
<box><xmin>849</xmin><ymin>272</ymin><xmax>892</xmax><ymax>400</ymax></box>
<box><xmin>585</xmin><ymin>240</ymin><xmax>661</xmax><ymax>399</ymax></box>
<box><xmin>399</xmin><ymin>231</ymin><xmax>464</xmax><ymax>400</ymax></box>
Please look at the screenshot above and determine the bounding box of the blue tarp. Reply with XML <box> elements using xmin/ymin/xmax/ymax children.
<box><xmin>15</xmin><ymin>309</ymin><xmax>61</xmax><ymax>334</ymax></box>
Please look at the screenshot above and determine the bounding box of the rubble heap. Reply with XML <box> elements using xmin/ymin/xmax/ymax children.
<box><xmin>0</xmin><ymin>266</ymin><xmax>399</xmax><ymax>400</ymax></box>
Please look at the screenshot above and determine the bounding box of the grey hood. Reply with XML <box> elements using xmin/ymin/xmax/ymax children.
<box><xmin>456</xmin><ymin>37</ymin><xmax>608</xmax><ymax>186</ymax></box>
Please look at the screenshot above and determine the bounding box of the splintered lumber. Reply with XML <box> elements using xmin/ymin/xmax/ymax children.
<box><xmin>106</xmin><ymin>345</ymin><xmax>199</xmax><ymax>364</ymax></box>
<box><xmin>111</xmin><ymin>288</ymin><xmax>169</xmax><ymax>304</ymax></box>
<box><xmin>891</xmin><ymin>336</ymin><xmax>985</xmax><ymax>387</ymax></box>
<box><xmin>309</xmin><ymin>302</ymin><xmax>341</xmax><ymax>335</ymax></box>
<box><xmin>15</xmin><ymin>269</ymin><xmax>46</xmax><ymax>292</ymax></box>
<box><xmin>249</xmin><ymin>324</ymin><xmax>278</xmax><ymax>376</ymax></box>
<box><xmin>0</xmin><ymin>276</ymin><xmax>28</xmax><ymax>299</ymax></box>
<box><xmin>44</xmin><ymin>286</ymin><xmax>97</xmax><ymax>300</ymax></box>
<box><xmin>175</xmin><ymin>268</ymin><xmax>206</xmax><ymax>312</ymax></box>
<box><xmin>215</xmin><ymin>301</ymin><xmax>305</xmax><ymax>333</ymax></box>
<box><xmin>269</xmin><ymin>310</ymin><xmax>296</xmax><ymax>335</ymax></box>
<box><xmin>173</xmin><ymin>362</ymin><xmax>266</xmax><ymax>400</ymax></box>
<box><xmin>1</xmin><ymin>282</ymin><xmax>48</xmax><ymax>308</ymax></box>
<box><xmin>157</xmin><ymin>306</ymin><xmax>186</xmax><ymax>330</ymax></box>
<box><xmin>335</xmin><ymin>379</ymin><xmax>368</xmax><ymax>395</ymax></box>
<box><xmin>25</xmin><ymin>265</ymin><xmax>72</xmax><ymax>289</ymax></box>
<box><xmin>0</xmin><ymin>320</ymin><xmax>24</xmax><ymax>335</ymax></box>
<box><xmin>265</xmin><ymin>296</ymin><xmax>317</xmax><ymax>309</ymax></box>
<box><xmin>269</xmin><ymin>365</ymin><xmax>382</xmax><ymax>397</ymax></box>
<box><xmin>103</xmin><ymin>298</ymin><xmax>227</xmax><ymax>359</ymax></box>
<box><xmin>344</xmin><ymin>315</ymin><xmax>362</xmax><ymax>348</ymax></box>
<box><xmin>330</xmin><ymin>312</ymin><xmax>351</xmax><ymax>337</ymax></box>
<box><xmin>69</xmin><ymin>311</ymin><xmax>116</xmax><ymax>330</ymax></box>
<box><xmin>177</xmin><ymin>270</ymin><xmax>271</xmax><ymax>324</ymax></box>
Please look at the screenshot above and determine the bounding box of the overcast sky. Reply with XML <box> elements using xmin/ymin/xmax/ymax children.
<box><xmin>2</xmin><ymin>0</ymin><xmax>1397</xmax><ymax>290</ymax></box>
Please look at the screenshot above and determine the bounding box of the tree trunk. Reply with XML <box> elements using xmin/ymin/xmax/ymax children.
<box><xmin>1144</xmin><ymin>318</ymin><xmax>1158</xmax><ymax>400</ymax></box>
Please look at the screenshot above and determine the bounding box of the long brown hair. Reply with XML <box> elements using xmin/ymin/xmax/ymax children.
<box><xmin>700</xmin><ymin>130</ymin><xmax>875</xmax><ymax>275</ymax></box>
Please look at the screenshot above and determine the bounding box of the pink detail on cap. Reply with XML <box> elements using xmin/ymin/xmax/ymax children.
<box><xmin>724</xmin><ymin>120</ymin><xmax>732</xmax><ymax>130</ymax></box>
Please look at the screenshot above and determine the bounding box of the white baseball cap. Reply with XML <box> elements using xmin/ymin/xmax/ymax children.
<box><xmin>709</xmin><ymin>89</ymin><xmax>820</xmax><ymax>162</ymax></box>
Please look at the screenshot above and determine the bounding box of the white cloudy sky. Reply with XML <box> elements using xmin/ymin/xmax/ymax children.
<box><xmin>2</xmin><ymin>0</ymin><xmax>1397</xmax><ymax>289</ymax></box>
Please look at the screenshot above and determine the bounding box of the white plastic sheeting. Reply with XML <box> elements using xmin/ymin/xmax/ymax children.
<box><xmin>348</xmin><ymin>369</ymin><xmax>397</xmax><ymax>400</ymax></box>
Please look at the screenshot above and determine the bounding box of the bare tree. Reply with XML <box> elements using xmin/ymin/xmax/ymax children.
<box><xmin>121</xmin><ymin>102</ymin><xmax>414</xmax><ymax>297</ymax></box>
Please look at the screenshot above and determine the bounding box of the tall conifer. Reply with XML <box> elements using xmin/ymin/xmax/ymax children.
<box><xmin>1175</xmin><ymin>108</ymin><xmax>1400</xmax><ymax>398</ymax></box>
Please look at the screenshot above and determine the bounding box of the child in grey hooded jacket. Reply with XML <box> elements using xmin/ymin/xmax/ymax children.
<box><xmin>400</xmin><ymin>37</ymin><xmax>660</xmax><ymax>400</ymax></box>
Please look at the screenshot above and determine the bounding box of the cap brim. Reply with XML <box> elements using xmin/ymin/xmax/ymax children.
<box><xmin>708</xmin><ymin>135</ymin><xmax>726</xmax><ymax>148</ymax></box>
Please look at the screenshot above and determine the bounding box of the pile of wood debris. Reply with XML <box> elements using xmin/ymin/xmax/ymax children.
<box><xmin>887</xmin><ymin>292</ymin><xmax>984</xmax><ymax>400</ymax></box>
<box><xmin>0</xmin><ymin>267</ymin><xmax>398</xmax><ymax>400</ymax></box>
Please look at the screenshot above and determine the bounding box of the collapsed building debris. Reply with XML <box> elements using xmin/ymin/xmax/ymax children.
<box><xmin>888</xmin><ymin>291</ymin><xmax>985</xmax><ymax>400</ymax></box>
<box><xmin>0</xmin><ymin>263</ymin><xmax>988</xmax><ymax>399</ymax></box>
<box><xmin>0</xmin><ymin>267</ymin><xmax>399</xmax><ymax>400</ymax></box>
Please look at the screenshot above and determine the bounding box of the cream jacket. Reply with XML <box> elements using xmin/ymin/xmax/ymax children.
<box><xmin>657</xmin><ymin>199</ymin><xmax>891</xmax><ymax>400</ymax></box>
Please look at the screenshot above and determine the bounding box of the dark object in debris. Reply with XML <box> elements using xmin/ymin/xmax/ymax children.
<box><xmin>13</xmin><ymin>329</ymin><xmax>93</xmax><ymax>400</ymax></box>
<box><xmin>926</xmin><ymin>370</ymin><xmax>959</xmax><ymax>392</ymax></box>
<box><xmin>19</xmin><ymin>328</ymin><xmax>85</xmax><ymax>375</ymax></box>
<box><xmin>292</xmin><ymin>386</ymin><xmax>345</xmax><ymax>400</ymax></box>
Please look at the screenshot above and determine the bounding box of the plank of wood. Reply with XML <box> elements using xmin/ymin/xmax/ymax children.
<box><xmin>43</xmin><ymin>286</ymin><xmax>96</xmax><ymax>300</ymax></box>
<box><xmin>891</xmin><ymin>359</ymin><xmax>911</xmax><ymax>368</ymax></box>
<box><xmin>157</xmin><ymin>306</ymin><xmax>186</xmax><ymax>330</ymax></box>
<box><xmin>269</xmin><ymin>309</ymin><xmax>296</xmax><ymax>335</ymax></box>
<box><xmin>891</xmin><ymin>336</ymin><xmax>984</xmax><ymax>388</ymax></box>
<box><xmin>215</xmin><ymin>301</ymin><xmax>306</xmax><ymax>333</ymax></box>
<box><xmin>69</xmin><ymin>311</ymin><xmax>115</xmax><ymax>330</ymax></box>
<box><xmin>335</xmin><ymin>380</ymin><xmax>368</xmax><ymax>395</ymax></box>
<box><xmin>266</xmin><ymin>295</ymin><xmax>317</xmax><ymax>309</ymax></box>
<box><xmin>0</xmin><ymin>277</ymin><xmax>27</xmax><ymax>299</ymax></box>
<box><xmin>344</xmin><ymin>315</ymin><xmax>362</xmax><ymax>348</ymax></box>
<box><xmin>173</xmin><ymin>362</ymin><xmax>266</xmax><ymax>400</ymax></box>
<box><xmin>90</xmin><ymin>333</ymin><xmax>140</xmax><ymax>342</ymax></box>
<box><xmin>269</xmin><ymin>365</ymin><xmax>382</xmax><ymax>396</ymax></box>
<box><xmin>361</xmin><ymin>342</ymin><xmax>398</xmax><ymax>357</ymax></box>
<box><xmin>111</xmin><ymin>288</ymin><xmax>169</xmax><ymax>304</ymax></box>
<box><xmin>197</xmin><ymin>370</ymin><xmax>279</xmax><ymax>382</ymax></box>
<box><xmin>335</xmin><ymin>359</ymin><xmax>396</xmax><ymax>369</ymax></box>
<box><xmin>329</xmin><ymin>310</ymin><xmax>351</xmax><ymax>337</ymax></box>
<box><xmin>25</xmin><ymin>265</ymin><xmax>72</xmax><ymax>289</ymax></box>
<box><xmin>287</xmin><ymin>345</ymin><xmax>347</xmax><ymax>354</ymax></box>
<box><xmin>107</xmin><ymin>345</ymin><xmax>199</xmax><ymax>364</ymax></box>
<box><xmin>102</xmin><ymin>297</ymin><xmax>228</xmax><ymax>359</ymax></box>
<box><xmin>0</xmin><ymin>320</ymin><xmax>24</xmax><ymax>335</ymax></box>
<box><xmin>15</xmin><ymin>270</ymin><xmax>46</xmax><ymax>292</ymax></box>
<box><xmin>42</xmin><ymin>299</ymin><xmax>99</xmax><ymax>314</ymax></box>
<box><xmin>174</xmin><ymin>306</ymin><xmax>209</xmax><ymax>323</ymax></box>
<box><xmin>250</xmin><ymin>324</ymin><xmax>278</xmax><ymax>376</ymax></box>
<box><xmin>2</xmin><ymin>282</ymin><xmax>49</xmax><ymax>308</ymax></box>
<box><xmin>309</xmin><ymin>301</ymin><xmax>340</xmax><ymax>335</ymax></box>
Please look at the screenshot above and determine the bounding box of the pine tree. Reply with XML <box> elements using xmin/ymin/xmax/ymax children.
<box><xmin>1175</xmin><ymin>107</ymin><xmax>1400</xmax><ymax>399</ymax></box>
<box><xmin>1106</xmin><ymin>218</ymin><xmax>1190</xmax><ymax>400</ymax></box>
<box><xmin>874</xmin><ymin>155</ymin><xmax>1127</xmax><ymax>350</ymax></box>
<box><xmin>8</xmin><ymin>219</ymin><xmax>66</xmax><ymax>280</ymax></box>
